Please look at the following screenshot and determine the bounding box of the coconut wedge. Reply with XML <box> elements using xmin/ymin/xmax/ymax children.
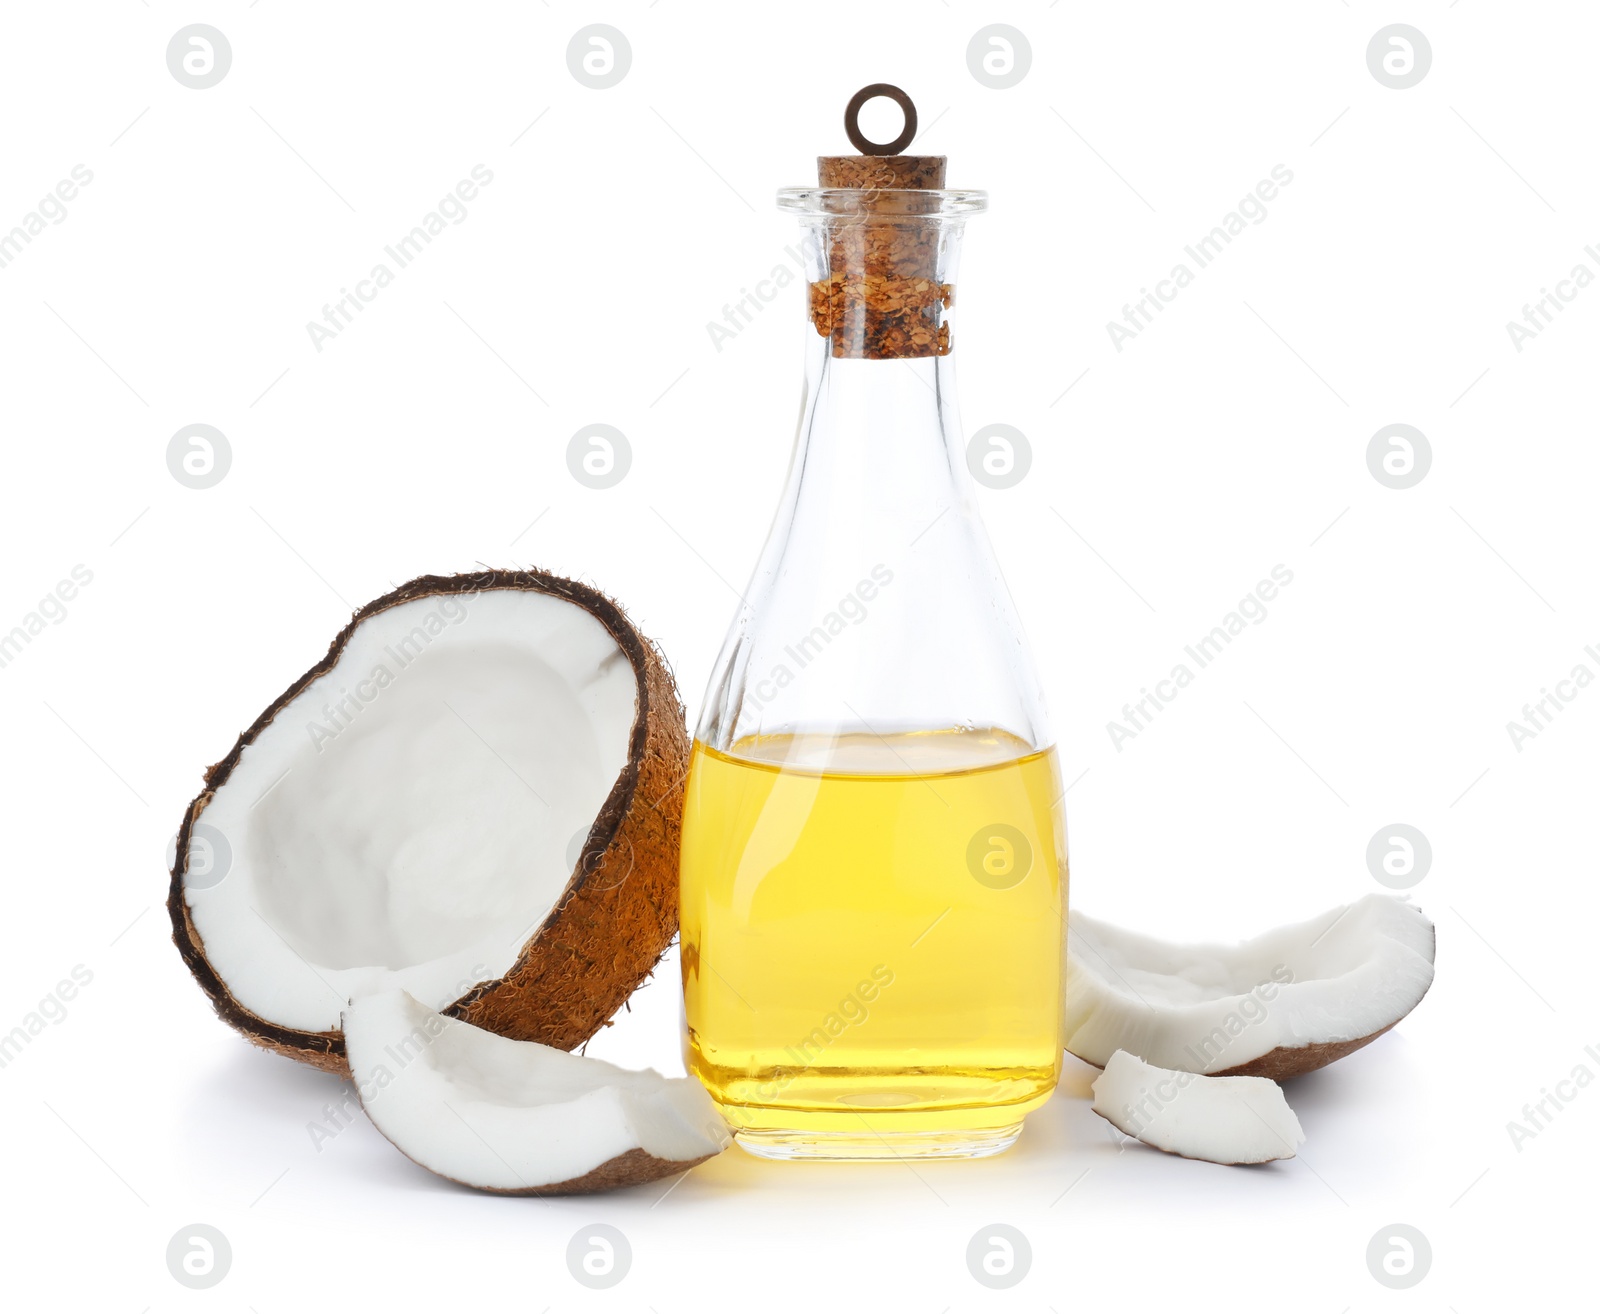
<box><xmin>1091</xmin><ymin>1049</ymin><xmax>1304</xmax><ymax>1165</ymax></box>
<box><xmin>344</xmin><ymin>991</ymin><xmax>729</xmax><ymax>1194</ymax></box>
<box><xmin>1067</xmin><ymin>894</ymin><xmax>1435</xmax><ymax>1080</ymax></box>
<box><xmin>168</xmin><ymin>571</ymin><xmax>689</xmax><ymax>1074</ymax></box>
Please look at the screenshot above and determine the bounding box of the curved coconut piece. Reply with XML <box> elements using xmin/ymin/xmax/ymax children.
<box><xmin>344</xmin><ymin>991</ymin><xmax>728</xmax><ymax>1194</ymax></box>
<box><xmin>168</xmin><ymin>570</ymin><xmax>689</xmax><ymax>1074</ymax></box>
<box><xmin>1091</xmin><ymin>1049</ymin><xmax>1303</xmax><ymax>1165</ymax></box>
<box><xmin>1067</xmin><ymin>894</ymin><xmax>1435</xmax><ymax>1080</ymax></box>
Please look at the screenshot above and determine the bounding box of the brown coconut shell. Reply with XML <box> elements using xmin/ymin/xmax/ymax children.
<box><xmin>167</xmin><ymin>569</ymin><xmax>691</xmax><ymax>1076</ymax></box>
<box><xmin>1210</xmin><ymin>1021</ymin><xmax>1401</xmax><ymax>1081</ymax></box>
<box><xmin>1070</xmin><ymin>918</ymin><xmax>1437</xmax><ymax>1084</ymax></box>
<box><xmin>1214</xmin><ymin>920</ymin><xmax>1436</xmax><ymax>1081</ymax></box>
<box><xmin>387</xmin><ymin>1143</ymin><xmax>717</xmax><ymax>1197</ymax></box>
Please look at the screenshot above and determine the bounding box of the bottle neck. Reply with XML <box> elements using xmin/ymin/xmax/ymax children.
<box><xmin>793</xmin><ymin>338</ymin><xmax>965</xmax><ymax>536</ymax></box>
<box><xmin>787</xmin><ymin>209</ymin><xmax>969</xmax><ymax>528</ymax></box>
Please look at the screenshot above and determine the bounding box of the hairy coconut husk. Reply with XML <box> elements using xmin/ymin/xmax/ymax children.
<box><xmin>167</xmin><ymin>569</ymin><xmax>690</xmax><ymax>1075</ymax></box>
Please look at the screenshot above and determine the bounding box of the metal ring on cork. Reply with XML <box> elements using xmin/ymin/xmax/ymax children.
<box><xmin>843</xmin><ymin>83</ymin><xmax>918</xmax><ymax>156</ymax></box>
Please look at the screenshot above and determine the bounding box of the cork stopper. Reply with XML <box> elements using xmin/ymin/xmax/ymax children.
<box><xmin>808</xmin><ymin>84</ymin><xmax>955</xmax><ymax>360</ymax></box>
<box><xmin>817</xmin><ymin>154</ymin><xmax>946</xmax><ymax>190</ymax></box>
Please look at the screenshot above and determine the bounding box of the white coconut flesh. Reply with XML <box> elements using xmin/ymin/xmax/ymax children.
<box><xmin>1091</xmin><ymin>1049</ymin><xmax>1304</xmax><ymax>1165</ymax></box>
<box><xmin>344</xmin><ymin>991</ymin><xmax>729</xmax><ymax>1192</ymax></box>
<box><xmin>184</xmin><ymin>589</ymin><xmax>637</xmax><ymax>1034</ymax></box>
<box><xmin>1067</xmin><ymin>894</ymin><xmax>1435</xmax><ymax>1077</ymax></box>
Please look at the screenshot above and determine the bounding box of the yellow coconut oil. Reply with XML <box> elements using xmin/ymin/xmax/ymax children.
<box><xmin>679</xmin><ymin>728</ymin><xmax>1066</xmax><ymax>1159</ymax></box>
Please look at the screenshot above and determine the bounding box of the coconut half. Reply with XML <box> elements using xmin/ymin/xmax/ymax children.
<box><xmin>168</xmin><ymin>570</ymin><xmax>689</xmax><ymax>1074</ymax></box>
<box><xmin>1091</xmin><ymin>1049</ymin><xmax>1304</xmax><ymax>1165</ymax></box>
<box><xmin>1067</xmin><ymin>894</ymin><xmax>1435</xmax><ymax>1080</ymax></box>
<box><xmin>343</xmin><ymin>990</ymin><xmax>728</xmax><ymax>1194</ymax></box>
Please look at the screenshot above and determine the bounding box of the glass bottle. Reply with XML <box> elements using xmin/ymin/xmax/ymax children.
<box><xmin>679</xmin><ymin>88</ymin><xmax>1066</xmax><ymax>1161</ymax></box>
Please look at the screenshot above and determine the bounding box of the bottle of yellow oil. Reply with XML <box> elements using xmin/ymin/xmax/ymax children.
<box><xmin>680</xmin><ymin>86</ymin><xmax>1067</xmax><ymax>1160</ymax></box>
<box><xmin>681</xmin><ymin>730</ymin><xmax>1064</xmax><ymax>1157</ymax></box>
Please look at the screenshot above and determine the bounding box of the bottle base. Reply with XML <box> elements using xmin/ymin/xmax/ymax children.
<box><xmin>699</xmin><ymin>1066</ymin><xmax>1058</xmax><ymax>1162</ymax></box>
<box><xmin>732</xmin><ymin>1120</ymin><xmax>1026</xmax><ymax>1162</ymax></box>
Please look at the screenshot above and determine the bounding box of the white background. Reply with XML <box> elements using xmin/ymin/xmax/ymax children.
<box><xmin>1</xmin><ymin>1</ymin><xmax>1593</xmax><ymax>1308</ymax></box>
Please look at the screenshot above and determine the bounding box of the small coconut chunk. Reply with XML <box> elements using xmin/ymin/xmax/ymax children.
<box><xmin>1091</xmin><ymin>1049</ymin><xmax>1304</xmax><ymax>1165</ymax></box>
<box><xmin>344</xmin><ymin>991</ymin><xmax>730</xmax><ymax>1194</ymax></box>
<box><xmin>1067</xmin><ymin>894</ymin><xmax>1435</xmax><ymax>1079</ymax></box>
